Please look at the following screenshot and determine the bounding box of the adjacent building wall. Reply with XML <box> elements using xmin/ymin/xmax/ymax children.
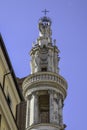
<box><xmin>0</xmin><ymin>34</ymin><xmax>24</xmax><ymax>130</ymax></box>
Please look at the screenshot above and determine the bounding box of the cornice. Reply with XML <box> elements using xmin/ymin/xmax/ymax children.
<box><xmin>22</xmin><ymin>72</ymin><xmax>68</xmax><ymax>99</ymax></box>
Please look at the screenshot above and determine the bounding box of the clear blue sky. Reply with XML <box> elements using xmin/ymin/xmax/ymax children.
<box><xmin>0</xmin><ymin>0</ymin><xmax>87</xmax><ymax>130</ymax></box>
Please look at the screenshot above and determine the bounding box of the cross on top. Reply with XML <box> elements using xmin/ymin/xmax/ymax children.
<box><xmin>42</xmin><ymin>9</ymin><xmax>49</xmax><ymax>16</ymax></box>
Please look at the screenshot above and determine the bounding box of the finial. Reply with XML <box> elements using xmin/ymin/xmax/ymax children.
<box><xmin>32</xmin><ymin>41</ymin><xmax>35</xmax><ymax>47</ymax></box>
<box><xmin>42</xmin><ymin>9</ymin><xmax>49</xmax><ymax>16</ymax></box>
<box><xmin>54</xmin><ymin>39</ymin><xmax>56</xmax><ymax>46</ymax></box>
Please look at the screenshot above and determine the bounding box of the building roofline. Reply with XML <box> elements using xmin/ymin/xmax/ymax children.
<box><xmin>0</xmin><ymin>33</ymin><xmax>24</xmax><ymax>101</ymax></box>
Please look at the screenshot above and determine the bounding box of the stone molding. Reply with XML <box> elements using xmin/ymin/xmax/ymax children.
<box><xmin>23</xmin><ymin>72</ymin><xmax>67</xmax><ymax>89</ymax></box>
<box><xmin>22</xmin><ymin>72</ymin><xmax>67</xmax><ymax>99</ymax></box>
<box><xmin>26</xmin><ymin>123</ymin><xmax>65</xmax><ymax>130</ymax></box>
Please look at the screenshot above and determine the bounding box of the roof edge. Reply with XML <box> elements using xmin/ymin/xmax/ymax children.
<box><xmin>0</xmin><ymin>33</ymin><xmax>24</xmax><ymax>101</ymax></box>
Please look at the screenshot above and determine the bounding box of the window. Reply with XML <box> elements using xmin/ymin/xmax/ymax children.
<box><xmin>7</xmin><ymin>94</ymin><xmax>12</xmax><ymax>108</ymax></box>
<box><xmin>41</xmin><ymin>67</ymin><xmax>47</xmax><ymax>72</ymax></box>
<box><xmin>39</xmin><ymin>92</ymin><xmax>49</xmax><ymax>123</ymax></box>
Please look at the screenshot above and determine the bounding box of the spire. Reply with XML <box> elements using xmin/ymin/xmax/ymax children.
<box><xmin>30</xmin><ymin>14</ymin><xmax>60</xmax><ymax>74</ymax></box>
<box><xmin>37</xmin><ymin>14</ymin><xmax>52</xmax><ymax>48</ymax></box>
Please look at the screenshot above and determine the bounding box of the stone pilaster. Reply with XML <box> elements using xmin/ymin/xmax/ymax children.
<box><xmin>58</xmin><ymin>97</ymin><xmax>63</xmax><ymax>126</ymax></box>
<box><xmin>29</xmin><ymin>92</ymin><xmax>39</xmax><ymax>125</ymax></box>
<box><xmin>33</xmin><ymin>92</ymin><xmax>39</xmax><ymax>124</ymax></box>
<box><xmin>49</xmin><ymin>90</ymin><xmax>54</xmax><ymax>123</ymax></box>
<box><xmin>26</xmin><ymin>99</ymin><xmax>30</xmax><ymax>128</ymax></box>
<box><xmin>49</xmin><ymin>90</ymin><xmax>59</xmax><ymax>125</ymax></box>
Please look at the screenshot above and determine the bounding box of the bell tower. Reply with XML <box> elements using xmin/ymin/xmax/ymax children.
<box><xmin>22</xmin><ymin>12</ymin><xmax>68</xmax><ymax>130</ymax></box>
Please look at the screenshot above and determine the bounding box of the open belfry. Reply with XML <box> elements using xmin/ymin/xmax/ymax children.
<box><xmin>22</xmin><ymin>12</ymin><xmax>68</xmax><ymax>130</ymax></box>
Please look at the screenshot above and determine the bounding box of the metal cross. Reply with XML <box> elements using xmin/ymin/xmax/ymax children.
<box><xmin>42</xmin><ymin>9</ymin><xmax>49</xmax><ymax>16</ymax></box>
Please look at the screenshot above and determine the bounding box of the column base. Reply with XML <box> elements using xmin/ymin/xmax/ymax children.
<box><xmin>26</xmin><ymin>123</ymin><xmax>66</xmax><ymax>130</ymax></box>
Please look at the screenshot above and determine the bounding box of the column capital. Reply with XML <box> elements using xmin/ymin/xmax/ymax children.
<box><xmin>27</xmin><ymin>94</ymin><xmax>32</xmax><ymax>100</ymax></box>
<box><xmin>48</xmin><ymin>89</ymin><xmax>55</xmax><ymax>94</ymax></box>
<box><xmin>32</xmin><ymin>91</ymin><xmax>39</xmax><ymax>97</ymax></box>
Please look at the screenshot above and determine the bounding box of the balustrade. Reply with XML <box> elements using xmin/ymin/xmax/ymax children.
<box><xmin>23</xmin><ymin>72</ymin><xmax>67</xmax><ymax>90</ymax></box>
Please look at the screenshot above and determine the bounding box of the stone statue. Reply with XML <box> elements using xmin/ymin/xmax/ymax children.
<box><xmin>38</xmin><ymin>20</ymin><xmax>52</xmax><ymax>38</ymax></box>
<box><xmin>34</xmin><ymin>51</ymin><xmax>40</xmax><ymax>72</ymax></box>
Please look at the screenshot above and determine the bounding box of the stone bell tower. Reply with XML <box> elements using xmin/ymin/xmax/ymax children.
<box><xmin>22</xmin><ymin>12</ymin><xmax>68</xmax><ymax>130</ymax></box>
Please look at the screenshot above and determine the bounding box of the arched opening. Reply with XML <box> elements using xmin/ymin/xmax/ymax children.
<box><xmin>38</xmin><ymin>91</ymin><xmax>49</xmax><ymax>123</ymax></box>
<box><xmin>41</xmin><ymin>67</ymin><xmax>47</xmax><ymax>72</ymax></box>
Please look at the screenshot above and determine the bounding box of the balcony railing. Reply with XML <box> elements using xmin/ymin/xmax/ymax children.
<box><xmin>23</xmin><ymin>72</ymin><xmax>67</xmax><ymax>90</ymax></box>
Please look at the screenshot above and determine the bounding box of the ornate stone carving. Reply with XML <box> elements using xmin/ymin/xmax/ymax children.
<box><xmin>38</xmin><ymin>18</ymin><xmax>52</xmax><ymax>38</ymax></box>
<box><xmin>34</xmin><ymin>51</ymin><xmax>40</xmax><ymax>72</ymax></box>
<box><xmin>23</xmin><ymin>15</ymin><xmax>68</xmax><ymax>129</ymax></box>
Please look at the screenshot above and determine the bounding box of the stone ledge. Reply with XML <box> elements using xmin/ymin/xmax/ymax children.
<box><xmin>26</xmin><ymin>123</ymin><xmax>60</xmax><ymax>130</ymax></box>
<box><xmin>22</xmin><ymin>72</ymin><xmax>68</xmax><ymax>98</ymax></box>
<box><xmin>23</xmin><ymin>72</ymin><xmax>67</xmax><ymax>90</ymax></box>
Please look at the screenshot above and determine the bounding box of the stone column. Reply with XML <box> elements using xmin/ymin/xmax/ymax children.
<box><xmin>58</xmin><ymin>97</ymin><xmax>63</xmax><ymax>126</ymax></box>
<box><xmin>53</xmin><ymin>93</ymin><xmax>59</xmax><ymax>124</ymax></box>
<box><xmin>49</xmin><ymin>90</ymin><xmax>59</xmax><ymax>124</ymax></box>
<box><xmin>26</xmin><ymin>97</ymin><xmax>30</xmax><ymax>128</ymax></box>
<box><xmin>29</xmin><ymin>92</ymin><xmax>39</xmax><ymax>126</ymax></box>
<box><xmin>34</xmin><ymin>92</ymin><xmax>39</xmax><ymax>124</ymax></box>
<box><xmin>49</xmin><ymin>90</ymin><xmax>54</xmax><ymax>123</ymax></box>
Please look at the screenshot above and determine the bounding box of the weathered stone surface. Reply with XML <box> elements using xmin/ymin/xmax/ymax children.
<box><xmin>22</xmin><ymin>15</ymin><xmax>68</xmax><ymax>130</ymax></box>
